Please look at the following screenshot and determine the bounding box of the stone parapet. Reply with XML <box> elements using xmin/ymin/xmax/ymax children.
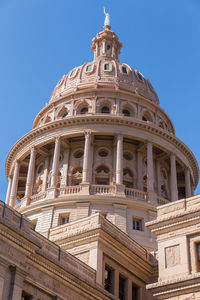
<box><xmin>0</xmin><ymin>200</ymin><xmax>120</xmax><ymax>300</ymax></box>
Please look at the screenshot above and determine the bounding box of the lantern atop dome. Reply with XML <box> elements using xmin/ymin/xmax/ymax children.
<box><xmin>91</xmin><ymin>10</ymin><xmax>122</xmax><ymax>61</ymax></box>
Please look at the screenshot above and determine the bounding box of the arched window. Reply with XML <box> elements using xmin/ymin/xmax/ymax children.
<box><xmin>57</xmin><ymin>106</ymin><xmax>68</xmax><ymax>119</ymax></box>
<box><xmin>80</xmin><ymin>107</ymin><xmax>88</xmax><ymax>114</ymax></box>
<box><xmin>101</xmin><ymin>106</ymin><xmax>110</xmax><ymax>114</ymax></box>
<box><xmin>123</xmin><ymin>168</ymin><xmax>134</xmax><ymax>188</ymax></box>
<box><xmin>95</xmin><ymin>165</ymin><xmax>110</xmax><ymax>185</ymax></box>
<box><xmin>142</xmin><ymin>111</ymin><xmax>153</xmax><ymax>122</ymax></box>
<box><xmin>122</xmin><ymin>109</ymin><xmax>130</xmax><ymax>117</ymax></box>
<box><xmin>71</xmin><ymin>167</ymin><xmax>82</xmax><ymax>186</ymax></box>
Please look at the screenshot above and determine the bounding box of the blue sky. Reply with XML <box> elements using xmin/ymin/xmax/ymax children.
<box><xmin>0</xmin><ymin>0</ymin><xmax>200</xmax><ymax>200</ymax></box>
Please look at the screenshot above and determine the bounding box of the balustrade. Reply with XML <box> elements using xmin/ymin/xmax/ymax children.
<box><xmin>124</xmin><ymin>187</ymin><xmax>148</xmax><ymax>201</ymax></box>
<box><xmin>91</xmin><ymin>184</ymin><xmax>115</xmax><ymax>194</ymax></box>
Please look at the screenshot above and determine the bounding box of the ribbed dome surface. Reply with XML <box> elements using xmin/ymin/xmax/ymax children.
<box><xmin>50</xmin><ymin>27</ymin><xmax>159</xmax><ymax>105</ymax></box>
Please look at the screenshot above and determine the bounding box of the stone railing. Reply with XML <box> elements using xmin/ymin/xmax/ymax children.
<box><xmin>157</xmin><ymin>196</ymin><xmax>170</xmax><ymax>206</ymax></box>
<box><xmin>31</xmin><ymin>191</ymin><xmax>46</xmax><ymax>203</ymax></box>
<box><xmin>59</xmin><ymin>185</ymin><xmax>82</xmax><ymax>196</ymax></box>
<box><xmin>90</xmin><ymin>185</ymin><xmax>115</xmax><ymax>195</ymax></box>
<box><xmin>125</xmin><ymin>187</ymin><xmax>148</xmax><ymax>201</ymax></box>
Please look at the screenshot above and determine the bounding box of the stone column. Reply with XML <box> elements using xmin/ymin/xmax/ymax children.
<box><xmin>9</xmin><ymin>161</ymin><xmax>20</xmax><ymax>207</ymax></box>
<box><xmin>89</xmin><ymin>139</ymin><xmax>94</xmax><ymax>183</ymax></box>
<box><xmin>147</xmin><ymin>142</ymin><xmax>154</xmax><ymax>192</ymax></box>
<box><xmin>5</xmin><ymin>177</ymin><xmax>12</xmax><ymax>205</ymax></box>
<box><xmin>24</xmin><ymin>147</ymin><xmax>36</xmax><ymax>205</ymax></box>
<box><xmin>116</xmin><ymin>135</ymin><xmax>123</xmax><ymax>185</ymax></box>
<box><xmin>61</xmin><ymin>147</ymin><xmax>70</xmax><ymax>186</ymax></box>
<box><xmin>137</xmin><ymin>151</ymin><xmax>143</xmax><ymax>190</ymax></box>
<box><xmin>156</xmin><ymin>160</ymin><xmax>161</xmax><ymax>197</ymax></box>
<box><xmin>170</xmin><ymin>153</ymin><xmax>178</xmax><ymax>201</ymax></box>
<box><xmin>185</xmin><ymin>168</ymin><xmax>192</xmax><ymax>198</ymax></box>
<box><xmin>82</xmin><ymin>132</ymin><xmax>91</xmax><ymax>183</ymax></box>
<box><xmin>42</xmin><ymin>156</ymin><xmax>49</xmax><ymax>192</ymax></box>
<box><xmin>51</xmin><ymin>137</ymin><xmax>61</xmax><ymax>187</ymax></box>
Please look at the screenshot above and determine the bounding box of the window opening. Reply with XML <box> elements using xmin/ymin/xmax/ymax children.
<box><xmin>104</xmin><ymin>64</ymin><xmax>110</xmax><ymax>71</ymax></box>
<box><xmin>122</xmin><ymin>66</ymin><xmax>127</xmax><ymax>74</ymax></box>
<box><xmin>104</xmin><ymin>266</ymin><xmax>114</xmax><ymax>294</ymax></box>
<box><xmin>70</xmin><ymin>70</ymin><xmax>76</xmax><ymax>77</ymax></box>
<box><xmin>86</xmin><ymin>65</ymin><xmax>92</xmax><ymax>72</ymax></box>
<box><xmin>132</xmin><ymin>283</ymin><xmax>139</xmax><ymax>300</ymax></box>
<box><xmin>133</xmin><ymin>218</ymin><xmax>142</xmax><ymax>231</ymax></box>
<box><xmin>101</xmin><ymin>106</ymin><xmax>110</xmax><ymax>114</ymax></box>
<box><xmin>61</xmin><ymin>216</ymin><xmax>69</xmax><ymax>225</ymax></box>
<box><xmin>119</xmin><ymin>275</ymin><xmax>126</xmax><ymax>300</ymax></box>
<box><xmin>98</xmin><ymin>149</ymin><xmax>109</xmax><ymax>157</ymax></box>
<box><xmin>74</xmin><ymin>150</ymin><xmax>84</xmax><ymax>159</ymax></box>
<box><xmin>137</xmin><ymin>72</ymin><xmax>143</xmax><ymax>81</ymax></box>
<box><xmin>80</xmin><ymin>107</ymin><xmax>88</xmax><ymax>114</ymax></box>
<box><xmin>122</xmin><ymin>109</ymin><xmax>130</xmax><ymax>117</ymax></box>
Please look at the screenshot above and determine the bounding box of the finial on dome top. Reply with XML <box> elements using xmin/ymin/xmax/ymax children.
<box><xmin>104</xmin><ymin>7</ymin><xmax>111</xmax><ymax>29</ymax></box>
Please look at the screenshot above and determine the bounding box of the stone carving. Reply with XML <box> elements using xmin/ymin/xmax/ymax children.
<box><xmin>165</xmin><ymin>245</ymin><xmax>180</xmax><ymax>268</ymax></box>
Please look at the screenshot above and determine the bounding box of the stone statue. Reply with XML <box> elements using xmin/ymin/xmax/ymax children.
<box><xmin>104</xmin><ymin>7</ymin><xmax>110</xmax><ymax>26</ymax></box>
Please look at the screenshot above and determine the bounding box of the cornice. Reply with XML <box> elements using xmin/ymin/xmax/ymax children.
<box><xmin>147</xmin><ymin>272</ymin><xmax>200</xmax><ymax>296</ymax></box>
<box><xmin>6</xmin><ymin>115</ymin><xmax>198</xmax><ymax>185</ymax></box>
<box><xmin>18</xmin><ymin>195</ymin><xmax>156</xmax><ymax>216</ymax></box>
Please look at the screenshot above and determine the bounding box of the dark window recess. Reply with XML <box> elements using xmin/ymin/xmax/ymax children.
<box><xmin>132</xmin><ymin>283</ymin><xmax>139</xmax><ymax>300</ymax></box>
<box><xmin>61</xmin><ymin>216</ymin><xmax>69</xmax><ymax>225</ymax></box>
<box><xmin>119</xmin><ymin>275</ymin><xmax>126</xmax><ymax>300</ymax></box>
<box><xmin>101</xmin><ymin>106</ymin><xmax>110</xmax><ymax>114</ymax></box>
<box><xmin>133</xmin><ymin>218</ymin><xmax>142</xmax><ymax>231</ymax></box>
<box><xmin>122</xmin><ymin>109</ymin><xmax>130</xmax><ymax>117</ymax></box>
<box><xmin>104</xmin><ymin>64</ymin><xmax>110</xmax><ymax>71</ymax></box>
<box><xmin>62</xmin><ymin>112</ymin><xmax>68</xmax><ymax>118</ymax></box>
<box><xmin>96</xmin><ymin>181</ymin><xmax>109</xmax><ymax>185</ymax></box>
<box><xmin>142</xmin><ymin>116</ymin><xmax>147</xmax><ymax>121</ymax></box>
<box><xmin>104</xmin><ymin>266</ymin><xmax>114</xmax><ymax>294</ymax></box>
<box><xmin>137</xmin><ymin>72</ymin><xmax>143</xmax><ymax>81</ymax></box>
<box><xmin>74</xmin><ymin>150</ymin><xmax>84</xmax><ymax>158</ymax></box>
<box><xmin>80</xmin><ymin>107</ymin><xmax>88</xmax><ymax>114</ymax></box>
<box><xmin>86</xmin><ymin>65</ymin><xmax>92</xmax><ymax>72</ymax></box>
<box><xmin>21</xmin><ymin>292</ymin><xmax>33</xmax><ymax>300</ymax></box>
<box><xmin>197</xmin><ymin>244</ymin><xmax>200</xmax><ymax>269</ymax></box>
<box><xmin>123</xmin><ymin>153</ymin><xmax>133</xmax><ymax>161</ymax></box>
<box><xmin>99</xmin><ymin>150</ymin><xmax>108</xmax><ymax>157</ymax></box>
<box><xmin>122</xmin><ymin>66</ymin><xmax>127</xmax><ymax>74</ymax></box>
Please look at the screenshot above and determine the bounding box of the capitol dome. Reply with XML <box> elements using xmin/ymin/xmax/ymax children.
<box><xmin>5</xmin><ymin>24</ymin><xmax>199</xmax><ymax>251</ymax></box>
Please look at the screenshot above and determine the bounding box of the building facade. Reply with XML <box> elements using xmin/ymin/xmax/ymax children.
<box><xmin>1</xmin><ymin>20</ymin><xmax>200</xmax><ymax>300</ymax></box>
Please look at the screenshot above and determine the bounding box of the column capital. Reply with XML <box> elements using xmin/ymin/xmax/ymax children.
<box><xmin>29</xmin><ymin>146</ymin><xmax>37</xmax><ymax>154</ymax></box>
<box><xmin>170</xmin><ymin>152</ymin><xmax>176</xmax><ymax>159</ymax></box>
<box><xmin>84</xmin><ymin>130</ymin><xmax>92</xmax><ymax>138</ymax></box>
<box><xmin>117</xmin><ymin>134</ymin><xmax>123</xmax><ymax>140</ymax></box>
<box><xmin>54</xmin><ymin>136</ymin><xmax>61</xmax><ymax>143</ymax></box>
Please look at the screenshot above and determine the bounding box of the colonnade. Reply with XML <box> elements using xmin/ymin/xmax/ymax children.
<box><xmin>6</xmin><ymin>133</ymin><xmax>193</xmax><ymax>207</ymax></box>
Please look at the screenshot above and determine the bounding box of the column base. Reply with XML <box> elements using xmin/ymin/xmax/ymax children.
<box><xmin>148</xmin><ymin>192</ymin><xmax>157</xmax><ymax>206</ymax></box>
<box><xmin>20</xmin><ymin>196</ymin><xmax>30</xmax><ymax>208</ymax></box>
<box><xmin>115</xmin><ymin>184</ymin><xmax>125</xmax><ymax>197</ymax></box>
<box><xmin>80</xmin><ymin>183</ymin><xmax>90</xmax><ymax>195</ymax></box>
<box><xmin>46</xmin><ymin>187</ymin><xmax>57</xmax><ymax>199</ymax></box>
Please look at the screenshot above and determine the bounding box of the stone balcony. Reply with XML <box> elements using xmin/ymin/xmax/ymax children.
<box><xmin>16</xmin><ymin>184</ymin><xmax>170</xmax><ymax>210</ymax></box>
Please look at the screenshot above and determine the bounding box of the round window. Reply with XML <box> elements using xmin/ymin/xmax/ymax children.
<box><xmin>123</xmin><ymin>153</ymin><xmax>133</xmax><ymax>161</ymax></box>
<box><xmin>74</xmin><ymin>150</ymin><xmax>84</xmax><ymax>159</ymax></box>
<box><xmin>98</xmin><ymin>149</ymin><xmax>109</xmax><ymax>157</ymax></box>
